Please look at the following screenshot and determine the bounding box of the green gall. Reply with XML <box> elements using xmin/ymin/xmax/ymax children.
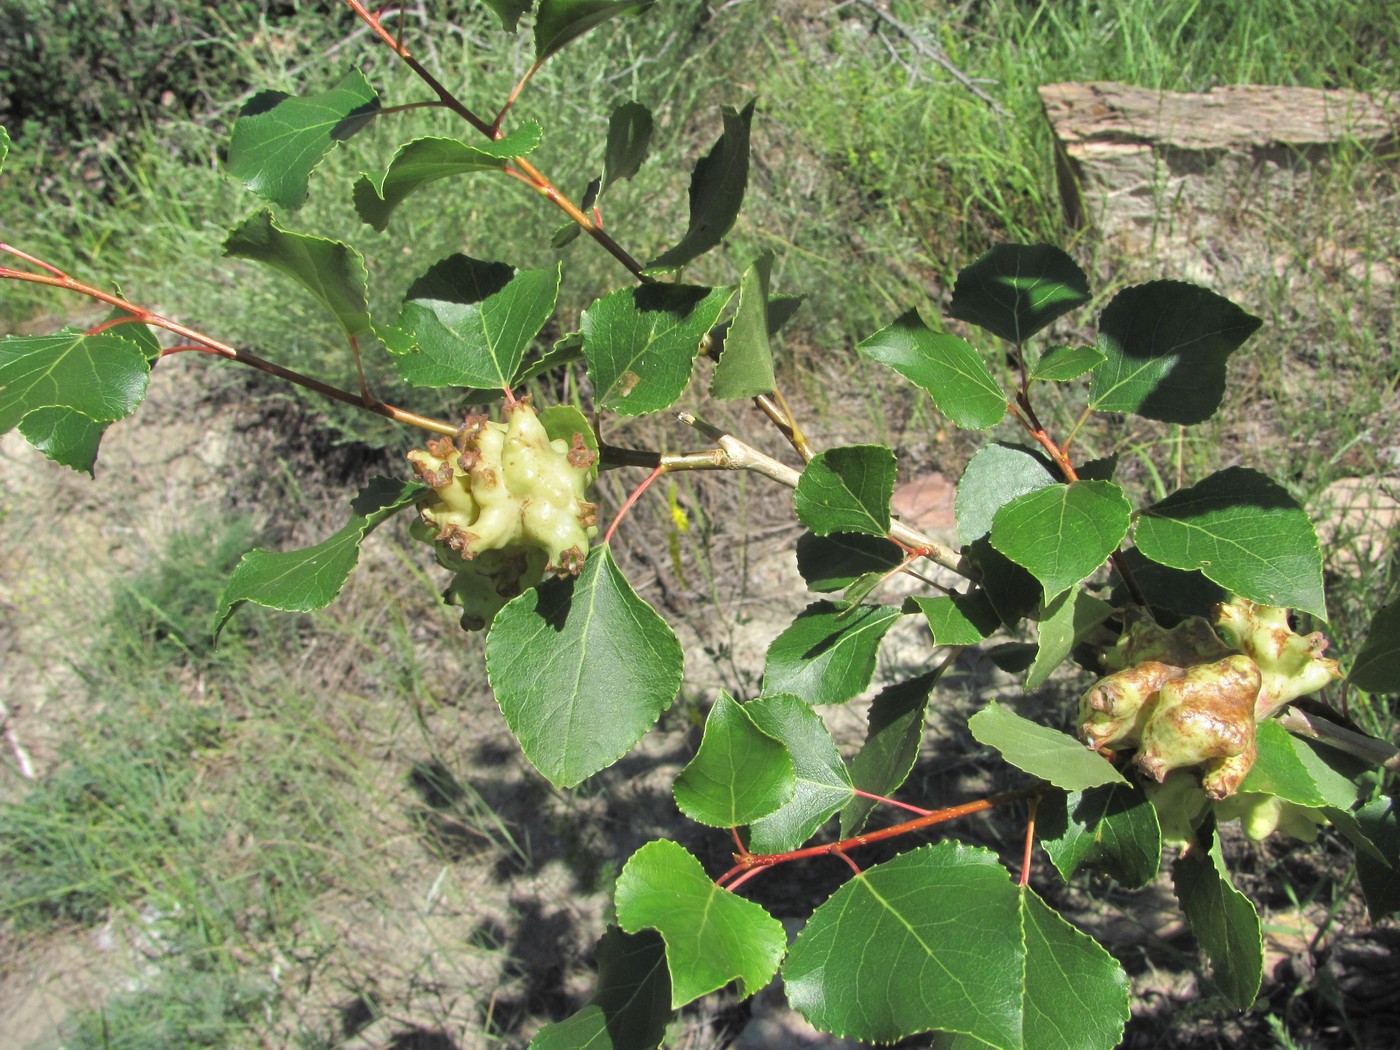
<box><xmin>1215</xmin><ymin>792</ymin><xmax>1329</xmax><ymax>843</ymax></box>
<box><xmin>408</xmin><ymin>398</ymin><xmax>598</xmax><ymax>630</ymax></box>
<box><xmin>1135</xmin><ymin>655</ymin><xmax>1260</xmax><ymax>797</ymax></box>
<box><xmin>1101</xmin><ymin>607</ymin><xmax>1231</xmax><ymax>674</ymax></box>
<box><xmin>1142</xmin><ymin>770</ymin><xmax>1211</xmax><ymax>850</ymax></box>
<box><xmin>1213</xmin><ymin>597</ymin><xmax>1341</xmax><ymax>718</ymax></box>
<box><xmin>1080</xmin><ymin>660</ymin><xmax>1184</xmax><ymax>751</ymax></box>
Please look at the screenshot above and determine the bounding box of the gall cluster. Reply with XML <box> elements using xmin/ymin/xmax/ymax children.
<box><xmin>407</xmin><ymin>399</ymin><xmax>597</xmax><ymax>630</ymax></box>
<box><xmin>1079</xmin><ymin>599</ymin><xmax>1340</xmax><ymax>844</ymax></box>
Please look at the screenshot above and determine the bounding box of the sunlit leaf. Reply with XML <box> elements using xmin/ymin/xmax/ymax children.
<box><xmin>955</xmin><ymin>443</ymin><xmax>1057</xmax><ymax>545</ymax></box>
<box><xmin>906</xmin><ymin>591</ymin><xmax>1001</xmax><ymax>646</ymax></box>
<box><xmin>784</xmin><ymin>843</ymin><xmax>1129</xmax><ymax>1047</ymax></box>
<box><xmin>0</xmin><ymin>331</ymin><xmax>150</xmax><ymax>445</ymax></box>
<box><xmin>989</xmin><ymin>481</ymin><xmax>1132</xmax><ymax>601</ymax></box>
<box><xmin>581</xmin><ymin>283</ymin><xmax>734</xmax><ymax>414</ymax></box>
<box><xmin>793</xmin><ymin>444</ymin><xmax>896</xmax><ymax>537</ymax></box>
<box><xmin>1133</xmin><ymin>467</ymin><xmax>1326</xmax><ymax>618</ymax></box>
<box><xmin>949</xmin><ymin>244</ymin><xmax>1090</xmax><ymax>345</ymax></box>
<box><xmin>389</xmin><ymin>254</ymin><xmax>560</xmax><ymax>389</ymax></box>
<box><xmin>1028</xmin><ymin>343</ymin><xmax>1105</xmax><ymax>382</ymax></box>
<box><xmin>646</xmin><ymin>100</ymin><xmax>753</xmax><ymax>272</ymax></box>
<box><xmin>1173</xmin><ymin>827</ymin><xmax>1263</xmax><ymax>1009</ymax></box>
<box><xmin>223</xmin><ymin>211</ymin><xmax>371</xmax><ymax>340</ymax></box>
<box><xmin>710</xmin><ymin>251</ymin><xmax>776</xmax><ymax>400</ymax></box>
<box><xmin>1024</xmin><ymin>586</ymin><xmax>1114</xmax><ymax>689</ymax></box>
<box><xmin>614</xmin><ymin>840</ymin><xmax>785</xmax><ymax>1007</ymax></box>
<box><xmin>857</xmin><ymin>309</ymin><xmax>1006</xmax><ymax>429</ymax></box>
<box><xmin>215</xmin><ymin>477</ymin><xmax>422</xmax><ymax>635</ymax></box>
<box><xmin>225</xmin><ymin>67</ymin><xmax>379</xmax><ymax>209</ymax></box>
<box><xmin>762</xmin><ymin>601</ymin><xmax>902</xmax><ymax>706</ymax></box>
<box><xmin>673</xmin><ymin>694</ymin><xmax>795</xmax><ymax>827</ymax></box>
<box><xmin>354</xmin><ymin>124</ymin><xmax>542</xmax><ymax>231</ymax></box>
<box><xmin>487</xmin><ymin>547</ymin><xmax>683</xmax><ymax>788</ymax></box>
<box><xmin>745</xmin><ymin>693</ymin><xmax>854</xmax><ymax>854</ymax></box>
<box><xmin>1089</xmin><ymin>281</ymin><xmax>1261</xmax><ymax>424</ymax></box>
<box><xmin>969</xmin><ymin>702</ymin><xmax>1126</xmax><ymax>790</ymax></box>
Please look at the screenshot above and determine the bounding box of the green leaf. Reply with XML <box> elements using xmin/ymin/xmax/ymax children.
<box><xmin>969</xmin><ymin>702</ymin><xmax>1127</xmax><ymax>791</ymax></box>
<box><xmin>215</xmin><ymin>477</ymin><xmax>422</xmax><ymax>636</ymax></box>
<box><xmin>967</xmin><ymin>538</ymin><xmax>1043</xmax><ymax>628</ymax></box>
<box><xmin>602</xmin><ymin>101</ymin><xmax>653</xmax><ymax>192</ymax></box>
<box><xmin>745</xmin><ymin>693</ymin><xmax>854</xmax><ymax>854</ymax></box>
<box><xmin>1351</xmin><ymin>796</ymin><xmax>1400</xmax><ymax>921</ymax></box>
<box><xmin>906</xmin><ymin>591</ymin><xmax>1001</xmax><ymax>646</ymax></box>
<box><xmin>17</xmin><ymin>408</ymin><xmax>106</xmax><ymax>474</ymax></box>
<box><xmin>1025</xmin><ymin>588</ymin><xmax>1115</xmax><ymax>690</ymax></box>
<box><xmin>486</xmin><ymin>547</ymin><xmax>683</xmax><ymax>788</ymax></box>
<box><xmin>1173</xmin><ymin>828</ymin><xmax>1263</xmax><ymax>1009</ymax></box>
<box><xmin>646</xmin><ymin>100</ymin><xmax>753</xmax><ymax>272</ymax></box>
<box><xmin>955</xmin><ymin>444</ymin><xmax>1057</xmax><ymax>545</ymax></box>
<box><xmin>948</xmin><ymin>244</ymin><xmax>1091</xmax><ymax>345</ymax></box>
<box><xmin>1028</xmin><ymin>343</ymin><xmax>1105</xmax><ymax>382</ymax></box>
<box><xmin>223</xmin><ymin>211</ymin><xmax>371</xmax><ymax>340</ymax></box>
<box><xmin>12</xmin><ymin>312</ymin><xmax>160</xmax><ymax>474</ymax></box>
<box><xmin>710</xmin><ymin>251</ymin><xmax>776</xmax><ymax>400</ymax></box>
<box><xmin>0</xmin><ymin>330</ymin><xmax>150</xmax><ymax>439</ymax></box>
<box><xmin>784</xmin><ymin>843</ymin><xmax>1129</xmax><ymax>1047</ymax></box>
<box><xmin>0</xmin><ymin>125</ymin><xmax>10</xmax><ymax>174</ymax></box>
<box><xmin>1089</xmin><ymin>280</ymin><xmax>1262</xmax><ymax>424</ymax></box>
<box><xmin>481</xmin><ymin>0</ymin><xmax>533</xmax><ymax>31</ymax></box>
<box><xmin>762</xmin><ymin>601</ymin><xmax>902</xmax><ymax>706</ymax></box>
<box><xmin>1133</xmin><ymin>467</ymin><xmax>1326</xmax><ymax>618</ymax></box>
<box><xmin>614</xmin><ymin>840</ymin><xmax>785</xmax><ymax>1008</ymax></box>
<box><xmin>857</xmin><ymin>309</ymin><xmax>1006</xmax><ymax>430</ymax></box>
<box><xmin>989</xmin><ymin>481</ymin><xmax>1132</xmax><ymax>601</ymax></box>
<box><xmin>580</xmin><ymin>284</ymin><xmax>734</xmax><ymax>415</ymax></box>
<box><xmin>530</xmin><ymin>927</ymin><xmax>670</xmax><ymax>1050</ymax></box>
<box><xmin>793</xmin><ymin>444</ymin><xmax>896</xmax><ymax>538</ymax></box>
<box><xmin>511</xmin><ymin>331</ymin><xmax>586</xmax><ymax>392</ymax></box>
<box><xmin>354</xmin><ymin>124</ymin><xmax>543</xmax><ymax>231</ymax></box>
<box><xmin>796</xmin><ymin>532</ymin><xmax>903</xmax><ymax>593</ymax></box>
<box><xmin>534</xmin><ymin>0</ymin><xmax>655</xmax><ymax>62</ymax></box>
<box><xmin>1039</xmin><ymin>783</ymin><xmax>1162</xmax><ymax>888</ymax></box>
<box><xmin>1350</xmin><ymin>599</ymin><xmax>1400</xmax><ymax>693</ymax></box>
<box><xmin>673</xmin><ymin>694</ymin><xmax>795</xmax><ymax>828</ymax></box>
<box><xmin>1236</xmin><ymin>721</ymin><xmax>1333</xmax><ymax>806</ymax></box>
<box><xmin>839</xmin><ymin>670</ymin><xmax>938</xmax><ymax>836</ymax></box>
<box><xmin>389</xmin><ymin>254</ymin><xmax>560</xmax><ymax>389</ymax></box>
<box><xmin>225</xmin><ymin>67</ymin><xmax>380</xmax><ymax>210</ymax></box>
<box><xmin>1114</xmin><ymin>547</ymin><xmax>1229</xmax><ymax>621</ymax></box>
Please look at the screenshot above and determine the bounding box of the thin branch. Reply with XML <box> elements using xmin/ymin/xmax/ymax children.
<box><xmin>0</xmin><ymin>262</ymin><xmax>458</xmax><ymax>437</ymax></box>
<box><xmin>675</xmin><ymin>412</ymin><xmax>972</xmax><ymax>579</ymax></box>
<box><xmin>1276</xmin><ymin>708</ymin><xmax>1400</xmax><ymax>771</ymax></box>
<box><xmin>849</xmin><ymin>0</ymin><xmax>1008</xmax><ymax>116</ymax></box>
